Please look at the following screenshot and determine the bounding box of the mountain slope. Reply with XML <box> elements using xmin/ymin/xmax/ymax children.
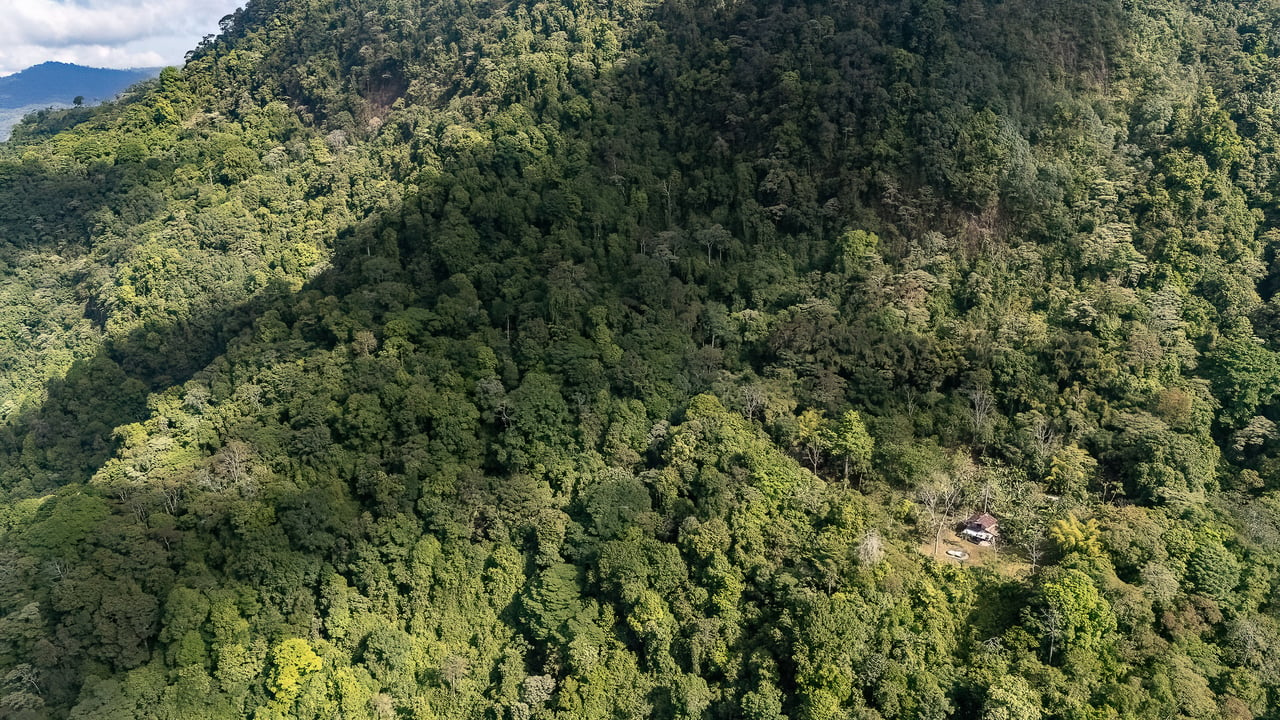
<box><xmin>0</xmin><ymin>63</ymin><xmax>159</xmax><ymax>140</ymax></box>
<box><xmin>0</xmin><ymin>63</ymin><xmax>157</xmax><ymax>107</ymax></box>
<box><xmin>1</xmin><ymin>1</ymin><xmax>1280</xmax><ymax>719</ymax></box>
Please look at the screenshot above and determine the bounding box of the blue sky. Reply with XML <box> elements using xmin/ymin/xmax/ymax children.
<box><xmin>0</xmin><ymin>0</ymin><xmax>244</xmax><ymax>75</ymax></box>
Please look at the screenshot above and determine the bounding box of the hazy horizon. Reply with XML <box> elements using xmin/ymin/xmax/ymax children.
<box><xmin>0</xmin><ymin>0</ymin><xmax>244</xmax><ymax>76</ymax></box>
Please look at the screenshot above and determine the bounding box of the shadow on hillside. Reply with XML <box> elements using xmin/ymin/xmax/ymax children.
<box><xmin>0</xmin><ymin>283</ymin><xmax>294</xmax><ymax>492</ymax></box>
<box><xmin>0</xmin><ymin>0</ymin><xmax>1130</xmax><ymax>494</ymax></box>
<box><xmin>0</xmin><ymin>0</ymin><xmax>1137</xmax><ymax>713</ymax></box>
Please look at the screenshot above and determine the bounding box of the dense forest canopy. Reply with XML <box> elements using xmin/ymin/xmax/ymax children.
<box><xmin>3</xmin><ymin>0</ymin><xmax>1280</xmax><ymax>718</ymax></box>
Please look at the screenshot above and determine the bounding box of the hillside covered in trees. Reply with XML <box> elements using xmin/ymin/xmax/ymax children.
<box><xmin>3</xmin><ymin>0</ymin><xmax>1280</xmax><ymax>718</ymax></box>
<box><xmin>0</xmin><ymin>63</ymin><xmax>159</xmax><ymax>141</ymax></box>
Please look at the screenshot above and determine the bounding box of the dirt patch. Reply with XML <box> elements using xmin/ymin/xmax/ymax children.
<box><xmin>917</xmin><ymin>529</ymin><xmax>1030</xmax><ymax>578</ymax></box>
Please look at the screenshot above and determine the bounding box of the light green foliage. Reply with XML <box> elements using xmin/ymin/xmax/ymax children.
<box><xmin>982</xmin><ymin>675</ymin><xmax>1041</xmax><ymax>720</ymax></box>
<box><xmin>1049</xmin><ymin>515</ymin><xmax>1104</xmax><ymax>557</ymax></box>
<box><xmin>1038</xmin><ymin>568</ymin><xmax>1117</xmax><ymax>657</ymax></box>
<box><xmin>827</xmin><ymin>410</ymin><xmax>874</xmax><ymax>485</ymax></box>
<box><xmin>268</xmin><ymin>638</ymin><xmax>323</xmax><ymax>702</ymax></box>
<box><xmin>0</xmin><ymin>0</ymin><xmax>1279</xmax><ymax>718</ymax></box>
<box><xmin>793</xmin><ymin>408</ymin><xmax>829</xmax><ymax>473</ymax></box>
<box><xmin>1045</xmin><ymin>445</ymin><xmax>1095</xmax><ymax>501</ymax></box>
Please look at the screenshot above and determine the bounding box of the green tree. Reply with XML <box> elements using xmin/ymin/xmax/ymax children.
<box><xmin>1035</xmin><ymin>568</ymin><xmax>1117</xmax><ymax>663</ymax></box>
<box><xmin>1045</xmin><ymin>445</ymin><xmax>1095</xmax><ymax>502</ymax></box>
<box><xmin>1049</xmin><ymin>515</ymin><xmax>1104</xmax><ymax>557</ymax></box>
<box><xmin>794</xmin><ymin>409</ymin><xmax>829</xmax><ymax>474</ymax></box>
<box><xmin>827</xmin><ymin>410</ymin><xmax>874</xmax><ymax>486</ymax></box>
<box><xmin>267</xmin><ymin>639</ymin><xmax>322</xmax><ymax>703</ymax></box>
<box><xmin>983</xmin><ymin>675</ymin><xmax>1042</xmax><ymax>720</ymax></box>
<box><xmin>1204</xmin><ymin>331</ymin><xmax>1280</xmax><ymax>427</ymax></box>
<box><xmin>1187</xmin><ymin>539</ymin><xmax>1240</xmax><ymax>602</ymax></box>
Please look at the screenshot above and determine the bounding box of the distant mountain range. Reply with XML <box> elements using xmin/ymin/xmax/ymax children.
<box><xmin>0</xmin><ymin>62</ymin><xmax>159</xmax><ymax>140</ymax></box>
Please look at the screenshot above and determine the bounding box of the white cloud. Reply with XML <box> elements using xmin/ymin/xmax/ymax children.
<box><xmin>0</xmin><ymin>0</ymin><xmax>244</xmax><ymax>75</ymax></box>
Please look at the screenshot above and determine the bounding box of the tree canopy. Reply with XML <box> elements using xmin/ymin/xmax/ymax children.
<box><xmin>2</xmin><ymin>0</ymin><xmax>1280</xmax><ymax>718</ymax></box>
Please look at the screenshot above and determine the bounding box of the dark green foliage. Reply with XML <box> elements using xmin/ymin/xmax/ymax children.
<box><xmin>1187</xmin><ymin>538</ymin><xmax>1243</xmax><ymax>602</ymax></box>
<box><xmin>3</xmin><ymin>0</ymin><xmax>1280</xmax><ymax>719</ymax></box>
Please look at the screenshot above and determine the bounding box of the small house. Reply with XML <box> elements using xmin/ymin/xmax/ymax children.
<box><xmin>960</xmin><ymin>512</ymin><xmax>999</xmax><ymax>546</ymax></box>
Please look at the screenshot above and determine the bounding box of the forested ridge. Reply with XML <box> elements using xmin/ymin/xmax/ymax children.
<box><xmin>0</xmin><ymin>63</ymin><xmax>160</xmax><ymax>142</ymax></box>
<box><xmin>2</xmin><ymin>0</ymin><xmax>1280</xmax><ymax>717</ymax></box>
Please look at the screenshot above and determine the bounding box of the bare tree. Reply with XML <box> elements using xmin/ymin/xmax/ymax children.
<box><xmin>976</xmin><ymin>477</ymin><xmax>997</xmax><ymax>514</ymax></box>
<box><xmin>160</xmin><ymin>482</ymin><xmax>183</xmax><ymax>515</ymax></box>
<box><xmin>1020</xmin><ymin>524</ymin><xmax>1047</xmax><ymax>572</ymax></box>
<box><xmin>903</xmin><ymin>387</ymin><xmax>920</xmax><ymax>418</ymax></box>
<box><xmin>5</xmin><ymin>663</ymin><xmax>41</xmax><ymax>695</ymax></box>
<box><xmin>441</xmin><ymin>654</ymin><xmax>470</xmax><ymax>691</ymax></box>
<box><xmin>215</xmin><ymin>440</ymin><xmax>255</xmax><ymax>487</ymax></box>
<box><xmin>370</xmin><ymin>693</ymin><xmax>395</xmax><ymax>719</ymax></box>
<box><xmin>968</xmin><ymin>388</ymin><xmax>993</xmax><ymax>443</ymax></box>
<box><xmin>739</xmin><ymin>384</ymin><xmax>766</xmax><ymax>422</ymax></box>
<box><xmin>918</xmin><ymin>476</ymin><xmax>967</xmax><ymax>558</ymax></box>
<box><xmin>1031</xmin><ymin>415</ymin><xmax>1059</xmax><ymax>459</ymax></box>
<box><xmin>859</xmin><ymin>530</ymin><xmax>886</xmax><ymax>566</ymax></box>
<box><xmin>1040</xmin><ymin>606</ymin><xmax>1063</xmax><ymax>665</ymax></box>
